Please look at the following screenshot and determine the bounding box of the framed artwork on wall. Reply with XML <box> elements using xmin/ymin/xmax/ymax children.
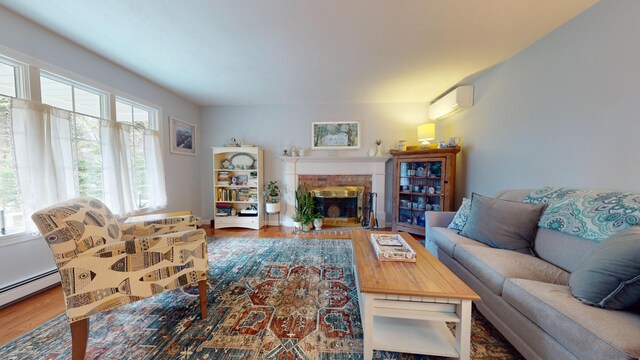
<box><xmin>169</xmin><ymin>116</ymin><xmax>197</xmax><ymax>156</ymax></box>
<box><xmin>311</xmin><ymin>121</ymin><xmax>360</xmax><ymax>150</ymax></box>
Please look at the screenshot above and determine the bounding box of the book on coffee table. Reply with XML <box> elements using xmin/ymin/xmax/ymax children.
<box><xmin>370</xmin><ymin>233</ymin><xmax>416</xmax><ymax>262</ymax></box>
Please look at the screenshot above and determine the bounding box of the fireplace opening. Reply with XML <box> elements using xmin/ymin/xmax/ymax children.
<box><xmin>310</xmin><ymin>186</ymin><xmax>364</xmax><ymax>227</ymax></box>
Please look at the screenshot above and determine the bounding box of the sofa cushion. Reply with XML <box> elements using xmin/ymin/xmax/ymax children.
<box><xmin>533</xmin><ymin>227</ymin><xmax>599</xmax><ymax>273</ymax></box>
<box><xmin>569</xmin><ymin>227</ymin><xmax>640</xmax><ymax>310</ymax></box>
<box><xmin>447</xmin><ymin>197</ymin><xmax>471</xmax><ymax>231</ymax></box>
<box><xmin>460</xmin><ymin>193</ymin><xmax>546</xmax><ymax>254</ymax></box>
<box><xmin>429</xmin><ymin>227</ymin><xmax>489</xmax><ymax>258</ymax></box>
<box><xmin>454</xmin><ymin>244</ymin><xmax>569</xmax><ymax>296</ymax></box>
<box><xmin>503</xmin><ymin>278</ymin><xmax>640</xmax><ymax>360</ymax></box>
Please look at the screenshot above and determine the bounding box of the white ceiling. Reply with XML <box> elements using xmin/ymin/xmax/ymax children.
<box><xmin>0</xmin><ymin>0</ymin><xmax>597</xmax><ymax>106</ymax></box>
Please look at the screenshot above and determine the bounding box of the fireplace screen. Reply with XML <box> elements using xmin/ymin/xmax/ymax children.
<box><xmin>310</xmin><ymin>186</ymin><xmax>364</xmax><ymax>226</ymax></box>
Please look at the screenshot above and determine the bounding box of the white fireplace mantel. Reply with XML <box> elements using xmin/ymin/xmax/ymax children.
<box><xmin>279</xmin><ymin>155</ymin><xmax>392</xmax><ymax>163</ymax></box>
<box><xmin>279</xmin><ymin>155</ymin><xmax>391</xmax><ymax>227</ymax></box>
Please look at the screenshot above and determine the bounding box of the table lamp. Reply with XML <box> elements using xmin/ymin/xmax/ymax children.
<box><xmin>417</xmin><ymin>123</ymin><xmax>435</xmax><ymax>149</ymax></box>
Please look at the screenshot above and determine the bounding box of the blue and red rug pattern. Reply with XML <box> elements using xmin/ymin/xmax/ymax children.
<box><xmin>1</xmin><ymin>237</ymin><xmax>522</xmax><ymax>359</ymax></box>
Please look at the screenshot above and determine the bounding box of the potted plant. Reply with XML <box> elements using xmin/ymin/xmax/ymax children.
<box><xmin>295</xmin><ymin>183</ymin><xmax>317</xmax><ymax>232</ymax></box>
<box><xmin>292</xmin><ymin>214</ymin><xmax>302</xmax><ymax>231</ymax></box>
<box><xmin>264</xmin><ymin>180</ymin><xmax>281</xmax><ymax>214</ymax></box>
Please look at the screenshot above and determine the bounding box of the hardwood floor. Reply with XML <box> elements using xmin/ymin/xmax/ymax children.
<box><xmin>0</xmin><ymin>284</ymin><xmax>65</xmax><ymax>345</ymax></box>
<box><xmin>0</xmin><ymin>225</ymin><xmax>354</xmax><ymax>345</ymax></box>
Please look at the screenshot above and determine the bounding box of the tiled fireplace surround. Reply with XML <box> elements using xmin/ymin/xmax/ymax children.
<box><xmin>280</xmin><ymin>156</ymin><xmax>389</xmax><ymax>227</ymax></box>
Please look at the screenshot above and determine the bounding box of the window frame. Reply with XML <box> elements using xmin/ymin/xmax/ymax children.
<box><xmin>115</xmin><ymin>96</ymin><xmax>159</xmax><ymax>129</ymax></box>
<box><xmin>40</xmin><ymin>70</ymin><xmax>109</xmax><ymax>118</ymax></box>
<box><xmin>0</xmin><ymin>54</ymin><xmax>29</xmax><ymax>99</ymax></box>
<box><xmin>115</xmin><ymin>96</ymin><xmax>160</xmax><ymax>209</ymax></box>
<box><xmin>0</xmin><ymin>55</ymin><xmax>30</xmax><ymax>244</ymax></box>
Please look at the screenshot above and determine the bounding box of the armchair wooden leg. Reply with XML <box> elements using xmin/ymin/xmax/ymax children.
<box><xmin>198</xmin><ymin>279</ymin><xmax>207</xmax><ymax>319</ymax></box>
<box><xmin>70</xmin><ymin>318</ymin><xmax>89</xmax><ymax>360</ymax></box>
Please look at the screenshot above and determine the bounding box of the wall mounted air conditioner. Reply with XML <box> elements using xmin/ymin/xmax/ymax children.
<box><xmin>428</xmin><ymin>85</ymin><xmax>474</xmax><ymax>120</ymax></box>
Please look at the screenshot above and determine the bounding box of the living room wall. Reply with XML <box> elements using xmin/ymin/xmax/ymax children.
<box><xmin>0</xmin><ymin>8</ymin><xmax>202</xmax><ymax>291</ymax></box>
<box><xmin>439</xmin><ymin>0</ymin><xmax>640</xmax><ymax>201</ymax></box>
<box><xmin>199</xmin><ymin>103</ymin><xmax>429</xmax><ymax>221</ymax></box>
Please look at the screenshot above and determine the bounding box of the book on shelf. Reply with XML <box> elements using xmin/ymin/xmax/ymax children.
<box><xmin>218</xmin><ymin>188</ymin><xmax>258</xmax><ymax>202</ymax></box>
<box><xmin>216</xmin><ymin>202</ymin><xmax>233</xmax><ymax>216</ymax></box>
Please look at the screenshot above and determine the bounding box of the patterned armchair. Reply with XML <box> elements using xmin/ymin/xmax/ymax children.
<box><xmin>31</xmin><ymin>197</ymin><xmax>208</xmax><ymax>360</ymax></box>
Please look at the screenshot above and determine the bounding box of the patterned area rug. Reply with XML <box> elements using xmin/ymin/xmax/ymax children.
<box><xmin>1</xmin><ymin>237</ymin><xmax>522</xmax><ymax>359</ymax></box>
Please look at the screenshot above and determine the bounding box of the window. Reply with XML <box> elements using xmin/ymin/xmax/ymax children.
<box><xmin>40</xmin><ymin>73</ymin><xmax>107</xmax><ymax>200</ymax></box>
<box><xmin>0</xmin><ymin>50</ymin><xmax>167</xmax><ymax>240</ymax></box>
<box><xmin>0</xmin><ymin>57</ymin><xmax>24</xmax><ymax>234</ymax></box>
<box><xmin>116</xmin><ymin>98</ymin><xmax>157</xmax><ymax>208</ymax></box>
<box><xmin>0</xmin><ymin>61</ymin><xmax>17</xmax><ymax>98</ymax></box>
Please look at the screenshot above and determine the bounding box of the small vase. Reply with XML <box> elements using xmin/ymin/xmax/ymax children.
<box><xmin>376</xmin><ymin>144</ymin><xmax>383</xmax><ymax>156</ymax></box>
<box><xmin>313</xmin><ymin>218</ymin><xmax>323</xmax><ymax>230</ymax></box>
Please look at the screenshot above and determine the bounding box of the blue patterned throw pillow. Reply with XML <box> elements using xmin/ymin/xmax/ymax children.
<box><xmin>447</xmin><ymin>197</ymin><xmax>471</xmax><ymax>231</ymax></box>
<box><xmin>524</xmin><ymin>186</ymin><xmax>640</xmax><ymax>241</ymax></box>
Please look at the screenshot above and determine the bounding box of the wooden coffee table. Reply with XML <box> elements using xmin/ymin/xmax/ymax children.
<box><xmin>351</xmin><ymin>230</ymin><xmax>480</xmax><ymax>360</ymax></box>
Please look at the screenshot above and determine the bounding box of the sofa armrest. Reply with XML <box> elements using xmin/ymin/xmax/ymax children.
<box><xmin>425</xmin><ymin>211</ymin><xmax>456</xmax><ymax>229</ymax></box>
<box><xmin>119</xmin><ymin>215</ymin><xmax>198</xmax><ymax>240</ymax></box>
<box><xmin>123</xmin><ymin>211</ymin><xmax>192</xmax><ymax>223</ymax></box>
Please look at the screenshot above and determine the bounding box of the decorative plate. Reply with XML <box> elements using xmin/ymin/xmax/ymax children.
<box><xmin>221</xmin><ymin>159</ymin><xmax>231</xmax><ymax>169</ymax></box>
<box><xmin>230</xmin><ymin>153</ymin><xmax>256</xmax><ymax>168</ymax></box>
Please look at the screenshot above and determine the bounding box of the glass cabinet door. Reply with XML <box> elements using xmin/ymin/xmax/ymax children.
<box><xmin>397</xmin><ymin>158</ymin><xmax>445</xmax><ymax>226</ymax></box>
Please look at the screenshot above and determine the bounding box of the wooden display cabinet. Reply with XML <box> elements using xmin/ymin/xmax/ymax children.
<box><xmin>390</xmin><ymin>147</ymin><xmax>460</xmax><ymax>236</ymax></box>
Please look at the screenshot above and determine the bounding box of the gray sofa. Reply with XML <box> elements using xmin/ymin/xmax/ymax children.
<box><xmin>425</xmin><ymin>189</ymin><xmax>640</xmax><ymax>360</ymax></box>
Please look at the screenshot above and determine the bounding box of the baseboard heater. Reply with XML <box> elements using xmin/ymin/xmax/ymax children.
<box><xmin>0</xmin><ymin>269</ymin><xmax>60</xmax><ymax>308</ymax></box>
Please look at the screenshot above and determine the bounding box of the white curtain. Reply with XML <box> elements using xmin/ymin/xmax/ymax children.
<box><xmin>101</xmin><ymin>119</ymin><xmax>136</xmax><ymax>216</ymax></box>
<box><xmin>11</xmin><ymin>99</ymin><xmax>75</xmax><ymax>232</ymax></box>
<box><xmin>144</xmin><ymin>128</ymin><xmax>167</xmax><ymax>211</ymax></box>
<box><xmin>9</xmin><ymin>97</ymin><xmax>167</xmax><ymax>230</ymax></box>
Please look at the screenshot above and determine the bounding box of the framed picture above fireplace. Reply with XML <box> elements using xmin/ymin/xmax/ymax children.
<box><xmin>312</xmin><ymin>121</ymin><xmax>360</xmax><ymax>150</ymax></box>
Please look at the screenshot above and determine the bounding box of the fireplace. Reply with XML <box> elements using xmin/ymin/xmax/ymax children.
<box><xmin>280</xmin><ymin>156</ymin><xmax>389</xmax><ymax>227</ymax></box>
<box><xmin>309</xmin><ymin>186</ymin><xmax>364</xmax><ymax>226</ymax></box>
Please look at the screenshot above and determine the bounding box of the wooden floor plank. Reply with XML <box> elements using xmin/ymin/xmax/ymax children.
<box><xmin>0</xmin><ymin>225</ymin><xmax>357</xmax><ymax>345</ymax></box>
